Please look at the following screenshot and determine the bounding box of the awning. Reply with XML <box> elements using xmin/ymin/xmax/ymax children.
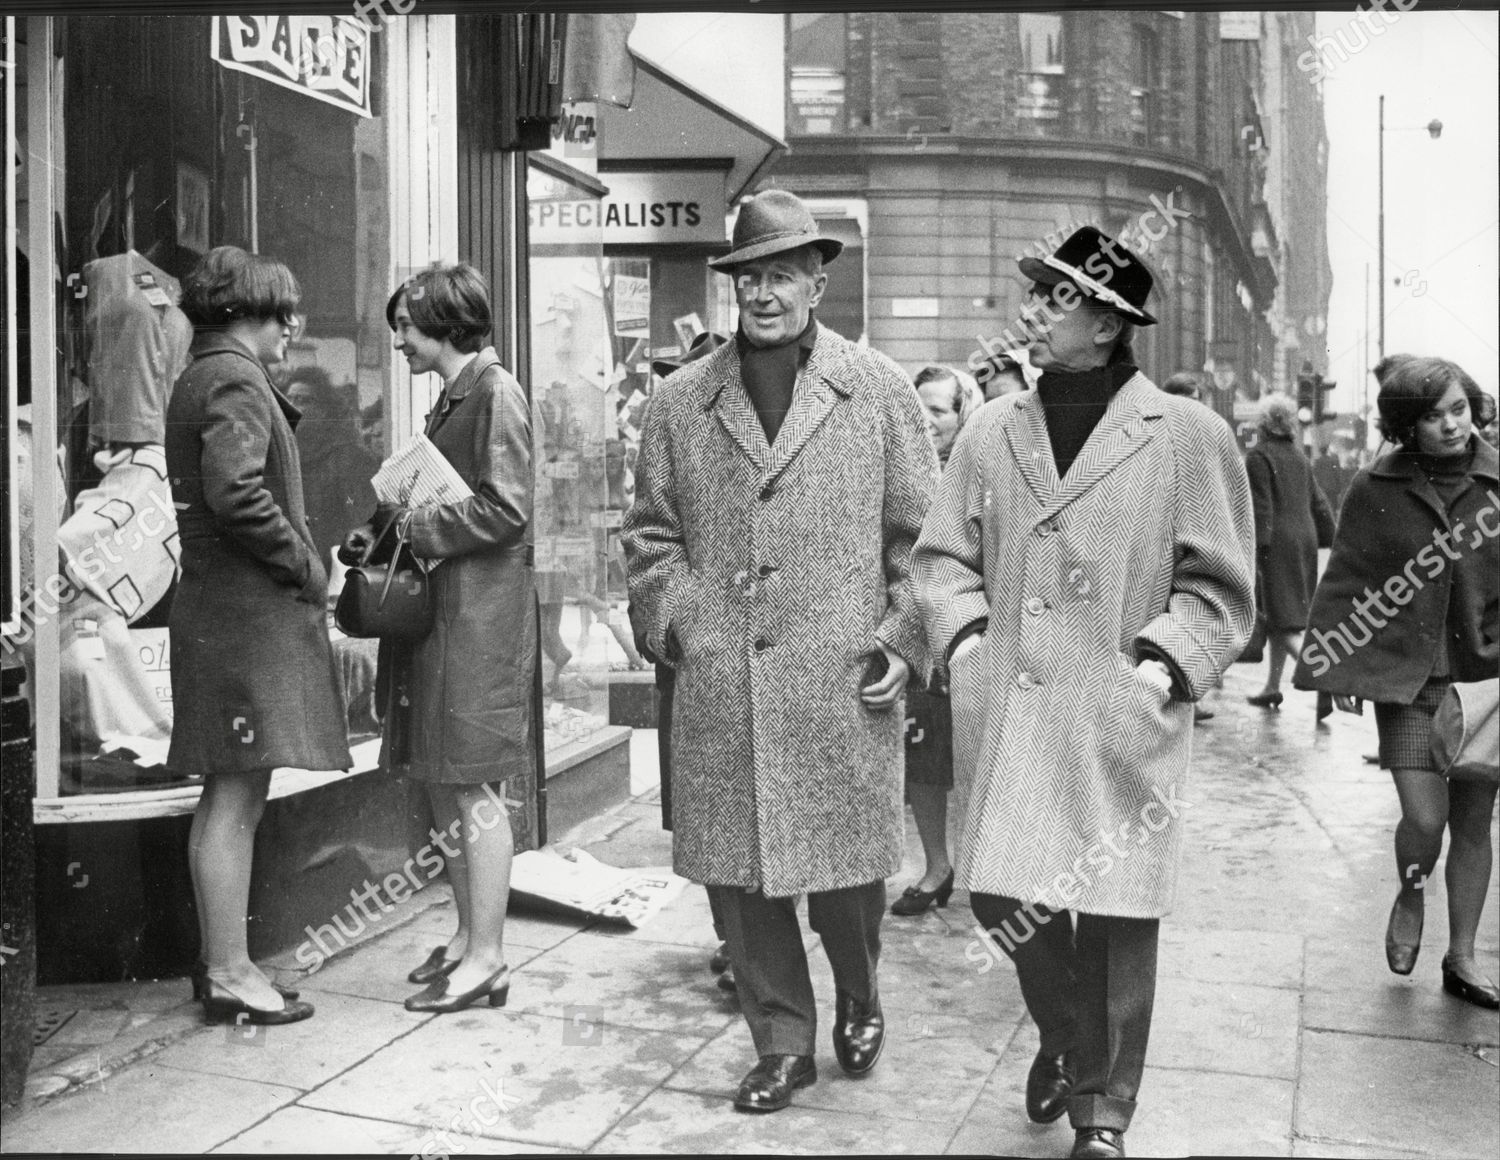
<box><xmin>599</xmin><ymin>54</ymin><xmax>785</xmax><ymax>205</ymax></box>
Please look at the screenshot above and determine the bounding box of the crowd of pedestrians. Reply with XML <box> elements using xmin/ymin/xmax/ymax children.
<box><xmin>162</xmin><ymin>188</ymin><xmax>1495</xmax><ymax>1160</ymax></box>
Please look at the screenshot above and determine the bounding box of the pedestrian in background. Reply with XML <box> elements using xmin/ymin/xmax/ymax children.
<box><xmin>342</xmin><ymin>263</ymin><xmax>536</xmax><ymax>1014</ymax></box>
<box><xmin>890</xmin><ymin>364</ymin><xmax>982</xmax><ymax>917</ymax></box>
<box><xmin>1244</xmin><ymin>393</ymin><xmax>1336</xmax><ymax>710</ymax></box>
<box><xmin>167</xmin><ymin>246</ymin><xmax>349</xmax><ymax>1026</ymax></box>
<box><xmin>916</xmin><ymin>226</ymin><xmax>1254</xmax><ymax>1159</ymax></box>
<box><xmin>1159</xmin><ymin>370</ymin><xmax>1205</xmax><ymax>401</ymax></box>
<box><xmin>1294</xmin><ymin>356</ymin><xmax>1498</xmax><ymax>1010</ymax></box>
<box><xmin>623</xmin><ymin>189</ymin><xmax>937</xmax><ymax>1114</ymax></box>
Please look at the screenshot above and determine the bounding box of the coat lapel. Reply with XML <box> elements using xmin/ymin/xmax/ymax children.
<box><xmin>426</xmin><ymin>348</ymin><xmax>501</xmax><ymax>438</ymax></box>
<box><xmin>703</xmin><ymin>347</ymin><xmax>772</xmax><ymax>473</ymax></box>
<box><xmin>761</xmin><ymin>328</ymin><xmax>852</xmax><ymax>490</ymax></box>
<box><xmin>1003</xmin><ymin>392</ymin><xmax>1061</xmax><ymax>504</ymax></box>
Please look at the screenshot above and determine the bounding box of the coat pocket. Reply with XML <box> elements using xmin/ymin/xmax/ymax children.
<box><xmin>1100</xmin><ymin>652</ymin><xmax>1173</xmax><ymax>776</ymax></box>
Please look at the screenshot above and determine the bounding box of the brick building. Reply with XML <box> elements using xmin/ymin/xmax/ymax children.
<box><xmin>768</xmin><ymin>9</ymin><xmax>1331</xmax><ymax>422</ymax></box>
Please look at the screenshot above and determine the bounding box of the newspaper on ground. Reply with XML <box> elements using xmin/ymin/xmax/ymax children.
<box><xmin>508</xmin><ymin>847</ymin><xmax>688</xmax><ymax>929</ymax></box>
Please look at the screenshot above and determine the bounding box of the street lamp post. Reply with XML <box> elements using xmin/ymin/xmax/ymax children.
<box><xmin>1377</xmin><ymin>94</ymin><xmax>1443</xmax><ymax>363</ymax></box>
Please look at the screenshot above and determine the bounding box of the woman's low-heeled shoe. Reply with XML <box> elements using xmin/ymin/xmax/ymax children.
<box><xmin>1246</xmin><ymin>691</ymin><xmax>1284</xmax><ymax>709</ymax></box>
<box><xmin>709</xmin><ymin>943</ymin><xmax>731</xmax><ymax>975</ymax></box>
<box><xmin>199</xmin><ymin>978</ymin><xmax>315</xmax><ymax>1025</ymax></box>
<box><xmin>408</xmin><ymin>945</ymin><xmax>463</xmax><ymax>985</ymax></box>
<box><xmin>1441</xmin><ymin>956</ymin><xmax>1500</xmax><ymax>1009</ymax></box>
<box><xmin>890</xmin><ymin>869</ymin><xmax>956</xmax><ymax>916</ymax></box>
<box><xmin>1384</xmin><ymin>896</ymin><xmax>1423</xmax><ymax>976</ymax></box>
<box><xmin>404</xmin><ymin>964</ymin><xmax>510</xmax><ymax>1013</ymax></box>
<box><xmin>191</xmin><ymin>961</ymin><xmax>299</xmax><ymax>1001</ymax></box>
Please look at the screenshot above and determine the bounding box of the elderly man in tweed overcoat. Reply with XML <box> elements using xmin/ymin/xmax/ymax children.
<box><xmin>623</xmin><ymin>190</ymin><xmax>938</xmax><ymax>1113</ymax></box>
<box><xmin>915</xmin><ymin>227</ymin><xmax>1255</xmax><ymax>1159</ymax></box>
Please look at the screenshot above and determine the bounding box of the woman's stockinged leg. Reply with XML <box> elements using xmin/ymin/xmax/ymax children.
<box><xmin>1444</xmin><ymin>779</ymin><xmax>1498</xmax><ymax>985</ymax></box>
<box><xmin>1389</xmin><ymin>769</ymin><xmax>1449</xmax><ymax>942</ymax></box>
<box><xmin>907</xmin><ymin>782</ymin><xmax>954</xmax><ymax>891</ymax></box>
<box><xmin>1264</xmin><ymin>631</ymin><xmax>1300</xmax><ymax>694</ymax></box>
<box><xmin>426</xmin><ymin>784</ymin><xmax>471</xmax><ymax>962</ymax></box>
<box><xmin>189</xmin><ymin>767</ymin><xmax>282</xmax><ymax>1008</ymax></box>
<box><xmin>438</xmin><ymin>780</ymin><xmax>514</xmax><ymax>994</ymax></box>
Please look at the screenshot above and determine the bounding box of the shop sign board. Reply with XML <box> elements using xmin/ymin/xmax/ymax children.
<box><xmin>211</xmin><ymin>14</ymin><xmax>373</xmax><ymax>119</ymax></box>
<box><xmin>1218</xmin><ymin>13</ymin><xmax>1262</xmax><ymax>41</ymax></box>
<box><xmin>530</xmin><ymin>169</ymin><xmax>726</xmax><ymax>247</ymax></box>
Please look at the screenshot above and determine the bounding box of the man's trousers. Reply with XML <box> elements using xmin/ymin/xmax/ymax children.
<box><xmin>706</xmin><ymin>879</ymin><xmax>885</xmax><ymax>1057</ymax></box>
<box><xmin>971</xmin><ymin>891</ymin><xmax>1159</xmax><ymax>1132</ymax></box>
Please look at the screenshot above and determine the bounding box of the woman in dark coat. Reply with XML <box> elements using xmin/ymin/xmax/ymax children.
<box><xmin>167</xmin><ymin>246</ymin><xmax>350</xmax><ymax>1025</ymax></box>
<box><xmin>1244</xmin><ymin>392</ymin><xmax>1336</xmax><ymax>707</ymax></box>
<box><xmin>343</xmin><ymin>263</ymin><xmax>536</xmax><ymax>1014</ymax></box>
<box><xmin>1293</xmin><ymin>356</ymin><xmax>1498</xmax><ymax>1009</ymax></box>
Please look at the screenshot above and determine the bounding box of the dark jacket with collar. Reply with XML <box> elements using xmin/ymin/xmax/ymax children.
<box><xmin>378</xmin><ymin>347</ymin><xmax>537</xmax><ymax>784</ymax></box>
<box><xmin>165</xmin><ymin>331</ymin><xmax>351</xmax><ymax>775</ymax></box>
<box><xmin>1292</xmin><ymin>436</ymin><xmax>1500</xmax><ymax>702</ymax></box>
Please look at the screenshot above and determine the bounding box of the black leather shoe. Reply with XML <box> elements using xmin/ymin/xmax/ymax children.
<box><xmin>1441</xmin><ymin>955</ymin><xmax>1500</xmax><ymax>1010</ymax></box>
<box><xmin>1384</xmin><ymin>894</ymin><xmax>1422</xmax><ymax>976</ymax></box>
<box><xmin>716</xmin><ymin>966</ymin><xmax>738</xmax><ymax>993</ymax></box>
<box><xmin>890</xmin><ymin>869</ymin><xmax>955</xmax><ymax>916</ymax></box>
<box><xmin>1025</xmin><ymin>1049</ymin><xmax>1074</xmax><ymax>1123</ymax></box>
<box><xmin>733</xmin><ymin>1054</ymin><xmax>816</xmax><ymax>1113</ymax></box>
<box><xmin>1246</xmin><ymin>691</ymin><xmax>1284</xmax><ymax>709</ymax></box>
<box><xmin>191</xmin><ymin>961</ymin><xmax>299</xmax><ymax>1001</ymax></box>
<box><xmin>408</xmin><ymin>945</ymin><xmax>463</xmax><ymax>985</ymax></box>
<box><xmin>832</xmin><ymin>990</ymin><xmax>885</xmax><ymax>1077</ymax></box>
<box><xmin>1072</xmin><ymin>1127</ymin><xmax>1126</xmax><ymax>1158</ymax></box>
<box><xmin>404</xmin><ymin>964</ymin><xmax>510</xmax><ymax>1014</ymax></box>
<box><xmin>199</xmin><ymin>978</ymin><xmax>315</xmax><ymax>1026</ymax></box>
<box><xmin>709</xmin><ymin>943</ymin><xmax>731</xmax><ymax>974</ymax></box>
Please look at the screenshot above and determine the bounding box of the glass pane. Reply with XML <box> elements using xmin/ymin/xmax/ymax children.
<box><xmin>51</xmin><ymin>16</ymin><xmax>390</xmax><ymax>792</ymax></box>
<box><xmin>1019</xmin><ymin>14</ymin><xmax>1064</xmax><ymax>74</ymax></box>
<box><xmin>527</xmin><ymin>163</ymin><xmax>617</xmax><ymax>754</ymax></box>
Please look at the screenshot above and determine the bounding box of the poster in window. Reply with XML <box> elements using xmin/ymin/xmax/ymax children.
<box><xmin>175</xmin><ymin>163</ymin><xmax>210</xmax><ymax>256</ymax></box>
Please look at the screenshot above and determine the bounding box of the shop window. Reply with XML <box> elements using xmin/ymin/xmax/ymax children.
<box><xmin>788</xmin><ymin>13</ymin><xmax>847</xmax><ymax>135</ymax></box>
<box><xmin>526</xmin><ymin>162</ymin><xmax>621</xmax><ymax>755</ymax></box>
<box><xmin>34</xmin><ymin>15</ymin><xmax>392</xmax><ymax>794</ymax></box>
<box><xmin>1131</xmin><ymin>26</ymin><xmax>1161</xmax><ymax>148</ymax></box>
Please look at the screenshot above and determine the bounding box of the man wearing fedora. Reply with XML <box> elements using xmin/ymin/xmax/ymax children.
<box><xmin>623</xmin><ymin>189</ymin><xmax>937</xmax><ymax>1112</ymax></box>
<box><xmin>915</xmin><ymin>227</ymin><xmax>1254</xmax><ymax>1158</ymax></box>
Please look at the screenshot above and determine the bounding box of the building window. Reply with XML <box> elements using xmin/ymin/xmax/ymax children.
<box><xmin>788</xmin><ymin>13</ymin><xmax>846</xmax><ymax>135</ymax></box>
<box><xmin>1017</xmin><ymin>14</ymin><xmax>1064</xmax><ymax>130</ymax></box>
<box><xmin>1131</xmin><ymin>26</ymin><xmax>1160</xmax><ymax>147</ymax></box>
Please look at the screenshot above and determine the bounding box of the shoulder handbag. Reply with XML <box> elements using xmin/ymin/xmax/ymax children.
<box><xmin>1430</xmin><ymin>679</ymin><xmax>1500</xmax><ymax>785</ymax></box>
<box><xmin>335</xmin><ymin>511</ymin><xmax>435</xmax><ymax>641</ymax></box>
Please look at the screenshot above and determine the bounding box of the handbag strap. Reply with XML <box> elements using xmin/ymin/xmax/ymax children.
<box><xmin>376</xmin><ymin>516</ymin><xmax>415</xmax><ymax>609</ymax></box>
<box><xmin>360</xmin><ymin>508</ymin><xmax>405</xmax><ymax>567</ymax></box>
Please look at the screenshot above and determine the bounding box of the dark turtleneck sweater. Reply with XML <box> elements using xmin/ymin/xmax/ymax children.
<box><xmin>736</xmin><ymin>315</ymin><xmax>818</xmax><ymax>444</ymax></box>
<box><xmin>1035</xmin><ymin>361</ymin><xmax>1138</xmax><ymax>478</ymax></box>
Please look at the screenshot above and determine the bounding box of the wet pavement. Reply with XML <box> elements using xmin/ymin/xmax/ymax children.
<box><xmin>2</xmin><ymin>666</ymin><xmax>1497</xmax><ymax>1156</ymax></box>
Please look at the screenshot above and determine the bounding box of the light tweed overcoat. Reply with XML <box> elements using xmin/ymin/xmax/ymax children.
<box><xmin>622</xmin><ymin>324</ymin><xmax>939</xmax><ymax>897</ymax></box>
<box><xmin>914</xmin><ymin>376</ymin><xmax>1255</xmax><ymax>918</ymax></box>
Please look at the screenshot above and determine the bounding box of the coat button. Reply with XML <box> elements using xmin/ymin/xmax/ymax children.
<box><xmin>759</xmin><ymin>484</ymin><xmax>775</xmax><ymax>501</ymax></box>
<box><xmin>754</xmin><ymin>637</ymin><xmax>772</xmax><ymax>652</ymax></box>
<box><xmin>1024</xmin><ymin>597</ymin><xmax>1046</xmax><ymax>615</ymax></box>
<box><xmin>1016</xmin><ymin>671</ymin><xmax>1036</xmax><ymax>689</ymax></box>
<box><xmin>1036</xmin><ymin>522</ymin><xmax>1051</xmax><ymax>537</ymax></box>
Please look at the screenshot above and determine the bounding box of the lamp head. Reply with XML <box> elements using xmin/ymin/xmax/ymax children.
<box><xmin>1427</xmin><ymin>119</ymin><xmax>1443</xmax><ymax>139</ymax></box>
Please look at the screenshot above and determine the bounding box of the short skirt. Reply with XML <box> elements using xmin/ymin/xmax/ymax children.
<box><xmin>904</xmin><ymin>685</ymin><xmax>954</xmax><ymax>790</ymax></box>
<box><xmin>1374</xmin><ymin>678</ymin><xmax>1451</xmax><ymax>773</ymax></box>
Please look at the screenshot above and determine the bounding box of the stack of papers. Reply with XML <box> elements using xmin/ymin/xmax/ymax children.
<box><xmin>371</xmin><ymin>435</ymin><xmax>474</xmax><ymax>508</ymax></box>
<box><xmin>509</xmin><ymin>848</ymin><xmax>688</xmax><ymax>929</ymax></box>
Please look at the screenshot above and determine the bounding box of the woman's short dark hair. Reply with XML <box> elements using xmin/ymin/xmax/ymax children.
<box><xmin>386</xmin><ymin>262</ymin><xmax>492</xmax><ymax>354</ymax></box>
<box><xmin>1377</xmin><ymin>356</ymin><xmax>1497</xmax><ymax>448</ymax></box>
<box><xmin>180</xmin><ymin>245</ymin><xmax>300</xmax><ymax>329</ymax></box>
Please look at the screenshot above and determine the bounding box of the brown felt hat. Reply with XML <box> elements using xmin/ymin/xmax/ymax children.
<box><xmin>708</xmin><ymin>190</ymin><xmax>843</xmax><ymax>273</ymax></box>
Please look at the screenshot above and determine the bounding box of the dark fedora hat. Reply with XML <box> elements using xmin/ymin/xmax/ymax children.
<box><xmin>651</xmin><ymin>330</ymin><xmax>727</xmax><ymax>379</ymax></box>
<box><xmin>1017</xmin><ymin>226</ymin><xmax>1158</xmax><ymax>325</ymax></box>
<box><xmin>708</xmin><ymin>189</ymin><xmax>843</xmax><ymax>272</ymax></box>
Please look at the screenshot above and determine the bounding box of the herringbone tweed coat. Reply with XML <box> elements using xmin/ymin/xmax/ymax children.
<box><xmin>622</xmin><ymin>324</ymin><xmax>939</xmax><ymax>897</ymax></box>
<box><xmin>914</xmin><ymin>376</ymin><xmax>1255</xmax><ymax>918</ymax></box>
